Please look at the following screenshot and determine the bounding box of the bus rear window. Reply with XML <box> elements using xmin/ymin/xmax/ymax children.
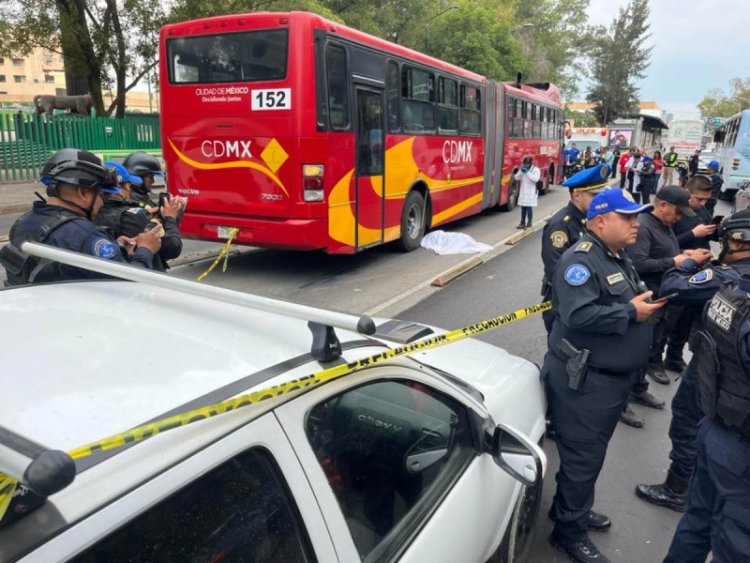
<box><xmin>167</xmin><ymin>29</ymin><xmax>288</xmax><ymax>84</ymax></box>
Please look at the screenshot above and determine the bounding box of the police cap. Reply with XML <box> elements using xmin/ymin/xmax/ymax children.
<box><xmin>562</xmin><ymin>163</ymin><xmax>611</xmax><ymax>193</ymax></box>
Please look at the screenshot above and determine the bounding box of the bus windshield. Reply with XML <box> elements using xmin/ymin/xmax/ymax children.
<box><xmin>167</xmin><ymin>29</ymin><xmax>288</xmax><ymax>84</ymax></box>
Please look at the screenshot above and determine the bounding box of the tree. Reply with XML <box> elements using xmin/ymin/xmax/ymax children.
<box><xmin>0</xmin><ymin>0</ymin><xmax>167</xmax><ymax>117</ymax></box>
<box><xmin>586</xmin><ymin>0</ymin><xmax>652</xmax><ymax>125</ymax></box>
<box><xmin>514</xmin><ymin>0</ymin><xmax>597</xmax><ymax>100</ymax></box>
<box><xmin>564</xmin><ymin>108</ymin><xmax>599</xmax><ymax>127</ymax></box>
<box><xmin>698</xmin><ymin>78</ymin><xmax>750</xmax><ymax>118</ymax></box>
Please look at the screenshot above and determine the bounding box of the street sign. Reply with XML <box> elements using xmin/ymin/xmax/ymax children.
<box><xmin>705</xmin><ymin>117</ymin><xmax>725</xmax><ymax>127</ymax></box>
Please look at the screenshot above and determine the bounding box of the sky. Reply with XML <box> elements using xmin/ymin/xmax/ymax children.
<box><xmin>583</xmin><ymin>0</ymin><xmax>750</xmax><ymax>119</ymax></box>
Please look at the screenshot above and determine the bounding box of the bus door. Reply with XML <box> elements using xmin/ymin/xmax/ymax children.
<box><xmin>354</xmin><ymin>85</ymin><xmax>386</xmax><ymax>250</ymax></box>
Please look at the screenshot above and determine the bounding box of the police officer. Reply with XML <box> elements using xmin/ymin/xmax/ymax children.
<box><xmin>636</xmin><ymin>211</ymin><xmax>750</xmax><ymax>521</ymax></box>
<box><xmin>545</xmin><ymin>189</ymin><xmax>664</xmax><ymax>563</ymax></box>
<box><xmin>0</xmin><ymin>149</ymin><xmax>161</xmax><ymax>285</ymax></box>
<box><xmin>663</xmin><ymin>146</ymin><xmax>678</xmax><ymax>185</ymax></box>
<box><xmin>705</xmin><ymin>159</ymin><xmax>724</xmax><ymax>215</ymax></box>
<box><xmin>96</xmin><ymin>161</ymin><xmax>184</xmax><ymax>271</ymax></box>
<box><xmin>122</xmin><ymin>151</ymin><xmax>164</xmax><ymax>207</ymax></box>
<box><xmin>541</xmin><ymin>164</ymin><xmax>609</xmax><ymax>334</ymax></box>
<box><xmin>663</xmin><ymin>217</ymin><xmax>750</xmax><ymax>560</ymax></box>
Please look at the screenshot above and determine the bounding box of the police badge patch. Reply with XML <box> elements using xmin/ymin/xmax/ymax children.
<box><xmin>91</xmin><ymin>238</ymin><xmax>117</xmax><ymax>259</ymax></box>
<box><xmin>565</xmin><ymin>264</ymin><xmax>590</xmax><ymax>286</ymax></box>
<box><xmin>688</xmin><ymin>269</ymin><xmax>714</xmax><ymax>284</ymax></box>
<box><xmin>551</xmin><ymin>230</ymin><xmax>569</xmax><ymax>249</ymax></box>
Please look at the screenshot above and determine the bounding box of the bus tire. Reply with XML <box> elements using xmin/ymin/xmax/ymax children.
<box><xmin>499</xmin><ymin>180</ymin><xmax>519</xmax><ymax>212</ymax></box>
<box><xmin>397</xmin><ymin>190</ymin><xmax>426</xmax><ymax>252</ymax></box>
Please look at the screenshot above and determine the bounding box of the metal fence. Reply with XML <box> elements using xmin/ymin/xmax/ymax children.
<box><xmin>0</xmin><ymin>112</ymin><xmax>161</xmax><ymax>182</ymax></box>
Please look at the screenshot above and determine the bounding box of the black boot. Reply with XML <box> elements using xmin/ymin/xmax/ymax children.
<box><xmin>647</xmin><ymin>363</ymin><xmax>670</xmax><ymax>385</ymax></box>
<box><xmin>634</xmin><ymin>468</ymin><xmax>689</xmax><ymax>512</ymax></box>
<box><xmin>549</xmin><ymin>508</ymin><xmax>612</xmax><ymax>531</ymax></box>
<box><xmin>663</xmin><ymin>355</ymin><xmax>687</xmax><ymax>373</ymax></box>
<box><xmin>549</xmin><ymin>534</ymin><xmax>611</xmax><ymax>563</ymax></box>
<box><xmin>619</xmin><ymin>405</ymin><xmax>644</xmax><ymax>428</ymax></box>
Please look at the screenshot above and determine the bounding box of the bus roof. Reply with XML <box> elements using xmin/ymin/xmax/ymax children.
<box><xmin>161</xmin><ymin>11</ymin><xmax>487</xmax><ymax>84</ymax></box>
<box><xmin>503</xmin><ymin>81</ymin><xmax>561</xmax><ymax>106</ymax></box>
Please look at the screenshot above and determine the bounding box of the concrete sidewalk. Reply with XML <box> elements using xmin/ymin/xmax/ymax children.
<box><xmin>0</xmin><ymin>181</ymin><xmax>39</xmax><ymax>215</ymax></box>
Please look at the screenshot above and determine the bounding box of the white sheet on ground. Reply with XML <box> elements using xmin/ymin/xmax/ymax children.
<box><xmin>420</xmin><ymin>230</ymin><xmax>493</xmax><ymax>255</ymax></box>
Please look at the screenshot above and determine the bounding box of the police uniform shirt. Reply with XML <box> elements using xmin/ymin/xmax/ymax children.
<box><xmin>627</xmin><ymin>212</ymin><xmax>680</xmax><ymax>293</ymax></box>
<box><xmin>10</xmin><ymin>201</ymin><xmax>153</xmax><ymax>282</ymax></box>
<box><xmin>549</xmin><ymin>233</ymin><xmax>652</xmax><ymax>373</ymax></box>
<box><xmin>541</xmin><ymin>202</ymin><xmax>587</xmax><ymax>281</ymax></box>
<box><xmin>660</xmin><ymin>257</ymin><xmax>750</xmax><ymax>307</ymax></box>
<box><xmin>709</xmin><ymin>172</ymin><xmax>724</xmax><ymax>199</ymax></box>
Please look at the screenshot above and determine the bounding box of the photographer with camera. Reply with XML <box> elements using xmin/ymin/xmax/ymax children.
<box><xmin>514</xmin><ymin>155</ymin><xmax>541</xmax><ymax>229</ymax></box>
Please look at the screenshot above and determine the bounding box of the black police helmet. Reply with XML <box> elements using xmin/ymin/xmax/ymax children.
<box><xmin>40</xmin><ymin>149</ymin><xmax>118</xmax><ymax>192</ymax></box>
<box><xmin>718</xmin><ymin>209</ymin><xmax>750</xmax><ymax>244</ymax></box>
<box><xmin>122</xmin><ymin>152</ymin><xmax>162</xmax><ymax>178</ymax></box>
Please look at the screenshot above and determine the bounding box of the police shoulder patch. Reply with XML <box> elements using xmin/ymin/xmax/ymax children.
<box><xmin>550</xmin><ymin>230</ymin><xmax>569</xmax><ymax>249</ymax></box>
<box><xmin>564</xmin><ymin>264</ymin><xmax>591</xmax><ymax>286</ymax></box>
<box><xmin>91</xmin><ymin>238</ymin><xmax>118</xmax><ymax>259</ymax></box>
<box><xmin>574</xmin><ymin>241</ymin><xmax>593</xmax><ymax>253</ymax></box>
<box><xmin>688</xmin><ymin>269</ymin><xmax>714</xmax><ymax>285</ymax></box>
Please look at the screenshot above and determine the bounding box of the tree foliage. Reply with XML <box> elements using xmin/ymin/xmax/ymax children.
<box><xmin>0</xmin><ymin>0</ymin><xmax>598</xmax><ymax>117</ymax></box>
<box><xmin>586</xmin><ymin>0</ymin><xmax>652</xmax><ymax>125</ymax></box>
<box><xmin>698</xmin><ymin>78</ymin><xmax>750</xmax><ymax>118</ymax></box>
<box><xmin>0</xmin><ymin>0</ymin><xmax>167</xmax><ymax>117</ymax></box>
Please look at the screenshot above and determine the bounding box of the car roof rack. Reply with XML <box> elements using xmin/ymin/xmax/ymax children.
<box><xmin>21</xmin><ymin>242</ymin><xmax>376</xmax><ymax>362</ymax></box>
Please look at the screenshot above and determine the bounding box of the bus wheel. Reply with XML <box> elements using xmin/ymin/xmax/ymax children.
<box><xmin>499</xmin><ymin>180</ymin><xmax>519</xmax><ymax>212</ymax></box>
<box><xmin>398</xmin><ymin>190</ymin><xmax>426</xmax><ymax>252</ymax></box>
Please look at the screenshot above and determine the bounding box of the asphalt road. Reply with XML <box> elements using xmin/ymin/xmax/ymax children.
<box><xmin>399</xmin><ymin>229</ymin><xmax>686</xmax><ymax>563</ymax></box>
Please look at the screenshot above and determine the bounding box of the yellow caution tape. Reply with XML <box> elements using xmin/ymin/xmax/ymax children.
<box><xmin>0</xmin><ymin>300</ymin><xmax>551</xmax><ymax>522</ymax></box>
<box><xmin>197</xmin><ymin>228</ymin><xmax>238</xmax><ymax>281</ymax></box>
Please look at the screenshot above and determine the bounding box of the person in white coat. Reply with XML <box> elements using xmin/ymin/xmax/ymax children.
<box><xmin>515</xmin><ymin>156</ymin><xmax>541</xmax><ymax>229</ymax></box>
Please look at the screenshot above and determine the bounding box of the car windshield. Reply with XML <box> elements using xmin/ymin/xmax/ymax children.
<box><xmin>566</xmin><ymin>141</ymin><xmax>600</xmax><ymax>152</ymax></box>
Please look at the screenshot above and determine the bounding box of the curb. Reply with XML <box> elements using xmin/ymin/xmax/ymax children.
<box><xmin>0</xmin><ymin>204</ymin><xmax>31</xmax><ymax>216</ymax></box>
<box><xmin>367</xmin><ymin>214</ymin><xmax>551</xmax><ymax>317</ymax></box>
<box><xmin>169</xmin><ymin>247</ymin><xmax>242</xmax><ymax>268</ymax></box>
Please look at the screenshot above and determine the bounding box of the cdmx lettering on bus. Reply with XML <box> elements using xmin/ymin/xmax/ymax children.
<box><xmin>442</xmin><ymin>140</ymin><xmax>474</xmax><ymax>164</ymax></box>
<box><xmin>200</xmin><ymin>140</ymin><xmax>253</xmax><ymax>159</ymax></box>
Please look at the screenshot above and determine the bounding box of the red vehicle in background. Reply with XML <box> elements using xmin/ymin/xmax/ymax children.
<box><xmin>159</xmin><ymin>11</ymin><xmax>564</xmax><ymax>253</ymax></box>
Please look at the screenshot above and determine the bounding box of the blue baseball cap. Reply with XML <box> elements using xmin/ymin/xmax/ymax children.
<box><xmin>562</xmin><ymin>163</ymin><xmax>611</xmax><ymax>193</ymax></box>
<box><xmin>587</xmin><ymin>188</ymin><xmax>653</xmax><ymax>220</ymax></box>
<box><xmin>707</xmin><ymin>160</ymin><xmax>720</xmax><ymax>170</ymax></box>
<box><xmin>106</xmin><ymin>161</ymin><xmax>143</xmax><ymax>187</ymax></box>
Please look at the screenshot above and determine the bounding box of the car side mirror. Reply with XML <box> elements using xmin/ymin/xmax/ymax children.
<box><xmin>489</xmin><ymin>423</ymin><xmax>545</xmax><ymax>487</ymax></box>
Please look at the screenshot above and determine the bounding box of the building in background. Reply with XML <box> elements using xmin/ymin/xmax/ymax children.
<box><xmin>0</xmin><ymin>48</ymin><xmax>159</xmax><ymax>114</ymax></box>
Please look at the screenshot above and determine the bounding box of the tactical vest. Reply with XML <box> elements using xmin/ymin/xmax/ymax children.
<box><xmin>693</xmin><ymin>279</ymin><xmax>750</xmax><ymax>437</ymax></box>
<box><xmin>0</xmin><ymin>210</ymin><xmax>79</xmax><ymax>286</ymax></box>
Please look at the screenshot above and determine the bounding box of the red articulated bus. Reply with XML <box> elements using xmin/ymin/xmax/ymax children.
<box><xmin>159</xmin><ymin>11</ymin><xmax>564</xmax><ymax>253</ymax></box>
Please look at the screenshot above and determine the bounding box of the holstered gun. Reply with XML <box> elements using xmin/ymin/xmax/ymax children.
<box><xmin>557</xmin><ymin>338</ymin><xmax>590</xmax><ymax>391</ymax></box>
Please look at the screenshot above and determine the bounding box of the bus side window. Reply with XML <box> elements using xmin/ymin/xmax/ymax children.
<box><xmin>459</xmin><ymin>85</ymin><xmax>481</xmax><ymax>136</ymax></box>
<box><xmin>326</xmin><ymin>44</ymin><xmax>350</xmax><ymax>130</ymax></box>
<box><xmin>402</xmin><ymin>66</ymin><xmax>435</xmax><ymax>134</ymax></box>
<box><xmin>438</xmin><ymin>77</ymin><xmax>458</xmax><ymax>133</ymax></box>
<box><xmin>386</xmin><ymin>61</ymin><xmax>401</xmax><ymax>133</ymax></box>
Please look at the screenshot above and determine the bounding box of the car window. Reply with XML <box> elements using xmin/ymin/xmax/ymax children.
<box><xmin>305</xmin><ymin>380</ymin><xmax>475</xmax><ymax>562</ymax></box>
<box><xmin>70</xmin><ymin>448</ymin><xmax>315</xmax><ymax>563</ymax></box>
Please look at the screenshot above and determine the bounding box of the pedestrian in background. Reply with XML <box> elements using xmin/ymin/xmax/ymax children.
<box><xmin>628</xmin><ymin>151</ymin><xmax>642</xmax><ymax>202</ymax></box>
<box><xmin>611</xmin><ymin>147</ymin><xmax>621</xmax><ymax>178</ymax></box>
<box><xmin>688</xmin><ymin>149</ymin><xmax>700</xmax><ymax>178</ymax></box>
<box><xmin>663</xmin><ymin>146</ymin><xmax>678</xmax><ymax>185</ymax></box>
<box><xmin>705</xmin><ymin>159</ymin><xmax>724</xmax><ymax>215</ymax></box>
<box><xmin>637</xmin><ymin>155</ymin><xmax>657</xmax><ymax>204</ymax></box>
<box><xmin>653</xmin><ymin>150</ymin><xmax>663</xmax><ymax>187</ymax></box>
<box><xmin>619</xmin><ymin>148</ymin><xmax>633</xmax><ymax>188</ymax></box>
<box><xmin>544</xmin><ymin>189</ymin><xmax>663</xmax><ymax>563</ymax></box>
<box><xmin>515</xmin><ymin>156</ymin><xmax>540</xmax><ymax>230</ymax></box>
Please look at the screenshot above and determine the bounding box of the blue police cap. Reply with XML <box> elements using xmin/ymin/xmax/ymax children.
<box><xmin>562</xmin><ymin>163</ymin><xmax>611</xmax><ymax>193</ymax></box>
<box><xmin>106</xmin><ymin>161</ymin><xmax>143</xmax><ymax>188</ymax></box>
<box><xmin>707</xmin><ymin>160</ymin><xmax>720</xmax><ymax>170</ymax></box>
<box><xmin>587</xmin><ymin>188</ymin><xmax>653</xmax><ymax>220</ymax></box>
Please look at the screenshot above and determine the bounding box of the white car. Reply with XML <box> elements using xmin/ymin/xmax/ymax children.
<box><xmin>0</xmin><ymin>244</ymin><xmax>546</xmax><ymax>563</ymax></box>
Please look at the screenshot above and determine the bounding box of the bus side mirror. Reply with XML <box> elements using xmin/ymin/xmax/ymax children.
<box><xmin>488</xmin><ymin>423</ymin><xmax>545</xmax><ymax>487</ymax></box>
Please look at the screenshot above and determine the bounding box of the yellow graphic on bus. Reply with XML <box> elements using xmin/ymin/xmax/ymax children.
<box><xmin>329</xmin><ymin>137</ymin><xmax>484</xmax><ymax>247</ymax></box>
<box><xmin>168</xmin><ymin>138</ymin><xmax>289</xmax><ymax>196</ymax></box>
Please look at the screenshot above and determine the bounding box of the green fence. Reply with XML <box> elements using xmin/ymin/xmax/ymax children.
<box><xmin>0</xmin><ymin>112</ymin><xmax>161</xmax><ymax>182</ymax></box>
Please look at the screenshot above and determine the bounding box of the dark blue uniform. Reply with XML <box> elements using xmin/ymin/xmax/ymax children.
<box><xmin>657</xmin><ymin>258</ymin><xmax>750</xmax><ymax>480</ymax></box>
<box><xmin>5</xmin><ymin>201</ymin><xmax>153</xmax><ymax>284</ymax></box>
<box><xmin>665</xmin><ymin>279</ymin><xmax>750</xmax><ymax>562</ymax></box>
<box><xmin>541</xmin><ymin>203</ymin><xmax>587</xmax><ymax>333</ymax></box>
<box><xmin>544</xmin><ymin>233</ymin><xmax>652</xmax><ymax>546</ymax></box>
